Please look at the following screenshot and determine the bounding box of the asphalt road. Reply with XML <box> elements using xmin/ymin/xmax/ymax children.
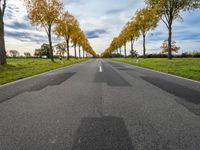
<box><xmin>0</xmin><ymin>59</ymin><xmax>200</xmax><ymax>150</ymax></box>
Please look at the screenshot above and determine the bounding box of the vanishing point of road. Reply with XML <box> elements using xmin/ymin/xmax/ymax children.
<box><xmin>0</xmin><ymin>59</ymin><xmax>200</xmax><ymax>150</ymax></box>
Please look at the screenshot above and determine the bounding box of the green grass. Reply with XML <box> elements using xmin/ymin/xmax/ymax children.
<box><xmin>112</xmin><ymin>58</ymin><xmax>200</xmax><ymax>81</ymax></box>
<box><xmin>0</xmin><ymin>58</ymin><xmax>88</xmax><ymax>85</ymax></box>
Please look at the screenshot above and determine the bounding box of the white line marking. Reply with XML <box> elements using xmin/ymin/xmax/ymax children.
<box><xmin>98</xmin><ymin>59</ymin><xmax>103</xmax><ymax>73</ymax></box>
<box><xmin>99</xmin><ymin>65</ymin><xmax>103</xmax><ymax>72</ymax></box>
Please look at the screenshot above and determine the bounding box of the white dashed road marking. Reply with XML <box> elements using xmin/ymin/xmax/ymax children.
<box><xmin>99</xmin><ymin>65</ymin><xmax>103</xmax><ymax>72</ymax></box>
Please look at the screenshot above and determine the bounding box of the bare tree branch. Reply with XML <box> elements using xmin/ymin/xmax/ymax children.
<box><xmin>160</xmin><ymin>16</ymin><xmax>169</xmax><ymax>28</ymax></box>
<box><xmin>2</xmin><ymin>0</ymin><xmax>6</xmax><ymax>16</ymax></box>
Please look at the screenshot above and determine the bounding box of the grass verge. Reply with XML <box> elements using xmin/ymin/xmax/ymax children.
<box><xmin>112</xmin><ymin>58</ymin><xmax>200</xmax><ymax>81</ymax></box>
<box><xmin>0</xmin><ymin>58</ymin><xmax>88</xmax><ymax>85</ymax></box>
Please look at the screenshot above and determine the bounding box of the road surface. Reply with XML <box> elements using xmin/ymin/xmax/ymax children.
<box><xmin>0</xmin><ymin>59</ymin><xmax>200</xmax><ymax>150</ymax></box>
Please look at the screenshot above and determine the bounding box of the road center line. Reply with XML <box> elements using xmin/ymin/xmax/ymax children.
<box><xmin>99</xmin><ymin>65</ymin><xmax>103</xmax><ymax>72</ymax></box>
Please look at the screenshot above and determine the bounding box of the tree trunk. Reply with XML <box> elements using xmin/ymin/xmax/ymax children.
<box><xmin>66</xmin><ymin>38</ymin><xmax>70</xmax><ymax>60</ymax></box>
<box><xmin>48</xmin><ymin>24</ymin><xmax>54</xmax><ymax>62</ymax></box>
<box><xmin>120</xmin><ymin>47</ymin><xmax>122</xmax><ymax>56</ymax></box>
<box><xmin>143</xmin><ymin>33</ymin><xmax>146</xmax><ymax>58</ymax></box>
<box><xmin>78</xmin><ymin>45</ymin><xmax>81</xmax><ymax>59</ymax></box>
<box><xmin>0</xmin><ymin>15</ymin><xmax>7</xmax><ymax>65</ymax></box>
<box><xmin>74</xmin><ymin>42</ymin><xmax>77</xmax><ymax>59</ymax></box>
<box><xmin>46</xmin><ymin>49</ymin><xmax>50</xmax><ymax>59</ymax></box>
<box><xmin>124</xmin><ymin>42</ymin><xmax>127</xmax><ymax>58</ymax></box>
<box><xmin>168</xmin><ymin>23</ymin><xmax>172</xmax><ymax>59</ymax></box>
<box><xmin>131</xmin><ymin>38</ymin><xmax>133</xmax><ymax>58</ymax></box>
<box><xmin>83</xmin><ymin>50</ymin><xmax>85</xmax><ymax>58</ymax></box>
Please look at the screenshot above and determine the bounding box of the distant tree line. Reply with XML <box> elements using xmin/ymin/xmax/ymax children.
<box><xmin>106</xmin><ymin>51</ymin><xmax>200</xmax><ymax>58</ymax></box>
<box><xmin>102</xmin><ymin>0</ymin><xmax>200</xmax><ymax>59</ymax></box>
<box><xmin>7</xmin><ymin>50</ymin><xmax>31</xmax><ymax>58</ymax></box>
<box><xmin>34</xmin><ymin>43</ymin><xmax>89</xmax><ymax>59</ymax></box>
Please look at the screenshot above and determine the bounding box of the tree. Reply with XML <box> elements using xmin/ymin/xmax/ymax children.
<box><xmin>102</xmin><ymin>20</ymin><xmax>139</xmax><ymax>58</ymax></box>
<box><xmin>34</xmin><ymin>43</ymin><xmax>50</xmax><ymax>58</ymax></box>
<box><xmin>0</xmin><ymin>0</ymin><xmax>7</xmax><ymax>64</ymax></box>
<box><xmin>55</xmin><ymin>42</ymin><xmax>66</xmax><ymax>59</ymax></box>
<box><xmin>77</xmin><ymin>31</ymin><xmax>85</xmax><ymax>59</ymax></box>
<box><xmin>41</xmin><ymin>43</ymin><xmax>51</xmax><ymax>58</ymax></box>
<box><xmin>126</xmin><ymin>21</ymin><xmax>140</xmax><ymax>58</ymax></box>
<box><xmin>71</xmin><ymin>25</ymin><xmax>81</xmax><ymax>59</ymax></box>
<box><xmin>101</xmin><ymin>23</ymin><xmax>130</xmax><ymax>58</ymax></box>
<box><xmin>110</xmin><ymin>37</ymin><xmax>118</xmax><ymax>55</ymax></box>
<box><xmin>145</xmin><ymin>0</ymin><xmax>199</xmax><ymax>59</ymax></box>
<box><xmin>24</xmin><ymin>52</ymin><xmax>31</xmax><ymax>57</ymax></box>
<box><xmin>9</xmin><ymin>50</ymin><xmax>19</xmax><ymax>58</ymax></box>
<box><xmin>78</xmin><ymin>31</ymin><xmax>85</xmax><ymax>58</ymax></box>
<box><xmin>161</xmin><ymin>40</ymin><xmax>180</xmax><ymax>54</ymax></box>
<box><xmin>55</xmin><ymin>11</ymin><xmax>78</xmax><ymax>60</ymax></box>
<box><xmin>130</xmin><ymin>49</ymin><xmax>138</xmax><ymax>58</ymax></box>
<box><xmin>34</xmin><ymin>49</ymin><xmax>43</xmax><ymax>58</ymax></box>
<box><xmin>55</xmin><ymin>11</ymin><xmax>96</xmax><ymax>59</ymax></box>
<box><xmin>121</xmin><ymin>27</ymin><xmax>129</xmax><ymax>57</ymax></box>
<box><xmin>24</xmin><ymin>0</ymin><xmax>63</xmax><ymax>61</ymax></box>
<box><xmin>134</xmin><ymin>7</ymin><xmax>159</xmax><ymax>58</ymax></box>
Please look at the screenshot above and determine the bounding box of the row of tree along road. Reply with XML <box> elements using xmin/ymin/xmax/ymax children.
<box><xmin>6</xmin><ymin>42</ymin><xmax>90</xmax><ymax>59</ymax></box>
<box><xmin>102</xmin><ymin>0</ymin><xmax>199</xmax><ymax>59</ymax></box>
<box><xmin>0</xmin><ymin>0</ymin><xmax>97</xmax><ymax>65</ymax></box>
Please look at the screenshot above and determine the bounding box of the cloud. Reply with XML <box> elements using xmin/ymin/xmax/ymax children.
<box><xmin>5</xmin><ymin>31</ymin><xmax>46</xmax><ymax>44</ymax></box>
<box><xmin>86</xmin><ymin>29</ymin><xmax>108</xmax><ymax>39</ymax></box>
<box><xmin>106</xmin><ymin>9</ymin><xmax>124</xmax><ymax>15</ymax></box>
<box><xmin>174</xmin><ymin>32</ymin><xmax>200</xmax><ymax>41</ymax></box>
<box><xmin>63</xmin><ymin>0</ymin><xmax>85</xmax><ymax>5</ymax></box>
<box><xmin>5</xmin><ymin>21</ymin><xmax>31</xmax><ymax>30</ymax></box>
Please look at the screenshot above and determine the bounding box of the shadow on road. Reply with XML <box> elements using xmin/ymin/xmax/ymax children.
<box><xmin>72</xmin><ymin>116</ymin><xmax>134</xmax><ymax>150</ymax></box>
<box><xmin>0</xmin><ymin>72</ymin><xmax>76</xmax><ymax>103</ymax></box>
<box><xmin>142</xmin><ymin>76</ymin><xmax>200</xmax><ymax>104</ymax></box>
<box><xmin>27</xmin><ymin>72</ymin><xmax>76</xmax><ymax>92</ymax></box>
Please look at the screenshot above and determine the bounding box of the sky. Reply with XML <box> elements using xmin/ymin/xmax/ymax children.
<box><xmin>4</xmin><ymin>0</ymin><xmax>200</xmax><ymax>56</ymax></box>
